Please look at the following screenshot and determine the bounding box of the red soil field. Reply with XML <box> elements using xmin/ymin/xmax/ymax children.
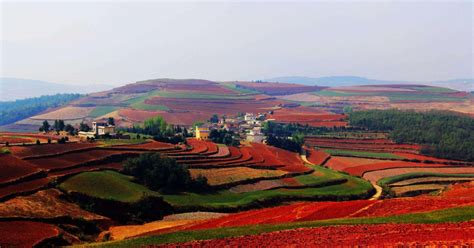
<box><xmin>363</xmin><ymin>167</ymin><xmax>474</xmax><ymax>183</ymax></box>
<box><xmin>10</xmin><ymin>143</ymin><xmax>99</xmax><ymax>158</ymax></box>
<box><xmin>0</xmin><ymin>221</ymin><xmax>61</xmax><ymax>247</ymax></box>
<box><xmin>393</xmin><ymin>152</ymin><xmax>452</xmax><ymax>162</ymax></box>
<box><xmin>0</xmin><ymin>177</ymin><xmax>50</xmax><ymax>200</ymax></box>
<box><xmin>164</xmin><ymin>83</ymin><xmax>237</xmax><ymax>94</ymax></box>
<box><xmin>306</xmin><ymin>148</ymin><xmax>330</xmax><ymax>165</ymax></box>
<box><xmin>306</xmin><ymin>137</ymin><xmax>396</xmax><ymax>144</ymax></box>
<box><xmin>118</xmin><ymin>109</ymin><xmax>166</xmax><ymax>122</ymax></box>
<box><xmin>0</xmin><ymin>132</ymin><xmax>60</xmax><ymax>141</ymax></box>
<box><xmin>166</xmin><ymin>222</ymin><xmax>474</xmax><ymax>247</ymax></box>
<box><xmin>185</xmin><ymin>182</ymin><xmax>474</xmax><ymax>232</ymax></box>
<box><xmin>0</xmin><ymin>136</ymin><xmax>33</xmax><ymax>144</ymax></box>
<box><xmin>143</xmin><ymin>97</ymin><xmax>285</xmax><ymax>125</ymax></box>
<box><xmin>209</xmin><ymin>145</ymin><xmax>230</xmax><ymax>158</ymax></box>
<box><xmin>109</xmin><ymin>140</ymin><xmax>176</xmax><ymax>150</ymax></box>
<box><xmin>0</xmin><ymin>154</ymin><xmax>43</xmax><ymax>185</ymax></box>
<box><xmin>201</xmin><ymin>142</ymin><xmax>218</xmax><ymax>156</ymax></box>
<box><xmin>47</xmin><ymin>162</ymin><xmax>124</xmax><ymax>178</ymax></box>
<box><xmin>185</xmin><ymin>138</ymin><xmax>209</xmax><ymax>154</ymax></box>
<box><xmin>234</xmin><ymin>81</ymin><xmax>324</xmax><ymax>95</ymax></box>
<box><xmin>250</xmin><ymin>143</ymin><xmax>285</xmax><ymax>167</ymax></box>
<box><xmin>188</xmin><ymin>200</ymin><xmax>373</xmax><ymax>230</ymax></box>
<box><xmin>265</xmin><ymin>146</ymin><xmax>309</xmax><ymax>173</ymax></box>
<box><xmin>305</xmin><ymin>138</ymin><xmax>421</xmax><ymax>152</ymax></box>
<box><xmin>344</xmin><ymin>161</ymin><xmax>451</xmax><ymax>177</ymax></box>
<box><xmin>28</xmin><ymin>150</ymin><xmax>131</xmax><ymax>171</ymax></box>
<box><xmin>354</xmin><ymin>196</ymin><xmax>474</xmax><ymax>218</ymax></box>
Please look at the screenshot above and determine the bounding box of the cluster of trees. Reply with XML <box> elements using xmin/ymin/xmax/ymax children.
<box><xmin>39</xmin><ymin>119</ymin><xmax>77</xmax><ymax>135</ymax></box>
<box><xmin>349</xmin><ymin>110</ymin><xmax>474</xmax><ymax>161</ymax></box>
<box><xmin>123</xmin><ymin>116</ymin><xmax>189</xmax><ymax>144</ymax></box>
<box><xmin>209</xmin><ymin>129</ymin><xmax>240</xmax><ymax>146</ymax></box>
<box><xmin>123</xmin><ymin>153</ymin><xmax>209</xmax><ymax>193</ymax></box>
<box><xmin>0</xmin><ymin>94</ymin><xmax>81</xmax><ymax>126</ymax></box>
<box><xmin>266</xmin><ymin>134</ymin><xmax>304</xmax><ymax>153</ymax></box>
<box><xmin>263</xmin><ymin>121</ymin><xmax>362</xmax><ymax>137</ymax></box>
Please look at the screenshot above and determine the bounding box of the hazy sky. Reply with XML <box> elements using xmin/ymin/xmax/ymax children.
<box><xmin>1</xmin><ymin>1</ymin><xmax>472</xmax><ymax>86</ymax></box>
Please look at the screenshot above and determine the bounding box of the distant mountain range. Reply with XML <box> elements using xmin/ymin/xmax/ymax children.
<box><xmin>0</xmin><ymin>77</ymin><xmax>114</xmax><ymax>101</ymax></box>
<box><xmin>264</xmin><ymin>76</ymin><xmax>474</xmax><ymax>92</ymax></box>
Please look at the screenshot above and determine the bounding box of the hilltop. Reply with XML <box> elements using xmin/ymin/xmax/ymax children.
<box><xmin>3</xmin><ymin>78</ymin><xmax>472</xmax><ymax>131</ymax></box>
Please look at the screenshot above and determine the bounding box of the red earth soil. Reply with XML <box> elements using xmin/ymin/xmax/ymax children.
<box><xmin>185</xmin><ymin>139</ymin><xmax>209</xmax><ymax>154</ymax></box>
<box><xmin>392</xmin><ymin>152</ymin><xmax>453</xmax><ymax>163</ymax></box>
<box><xmin>161</xmin><ymin>222</ymin><xmax>474</xmax><ymax>247</ymax></box>
<box><xmin>0</xmin><ymin>177</ymin><xmax>50</xmax><ymax>200</ymax></box>
<box><xmin>188</xmin><ymin>200</ymin><xmax>373</xmax><ymax>230</ymax></box>
<box><xmin>184</xmin><ymin>182</ymin><xmax>474</xmax><ymax>231</ymax></box>
<box><xmin>0</xmin><ymin>132</ymin><xmax>60</xmax><ymax>141</ymax></box>
<box><xmin>265</xmin><ymin>146</ymin><xmax>309</xmax><ymax>173</ymax></box>
<box><xmin>0</xmin><ymin>136</ymin><xmax>33</xmax><ymax>144</ymax></box>
<box><xmin>10</xmin><ymin>143</ymin><xmax>99</xmax><ymax>158</ymax></box>
<box><xmin>28</xmin><ymin>150</ymin><xmax>135</xmax><ymax>171</ymax></box>
<box><xmin>250</xmin><ymin>143</ymin><xmax>285</xmax><ymax>167</ymax></box>
<box><xmin>47</xmin><ymin>162</ymin><xmax>124</xmax><ymax>178</ymax></box>
<box><xmin>344</xmin><ymin>161</ymin><xmax>452</xmax><ymax>177</ymax></box>
<box><xmin>306</xmin><ymin>148</ymin><xmax>330</xmax><ymax>165</ymax></box>
<box><xmin>0</xmin><ymin>154</ymin><xmax>42</xmax><ymax>185</ymax></box>
<box><xmin>234</xmin><ymin>81</ymin><xmax>324</xmax><ymax>95</ymax></box>
<box><xmin>305</xmin><ymin>138</ymin><xmax>421</xmax><ymax>152</ymax></box>
<box><xmin>109</xmin><ymin>140</ymin><xmax>176</xmax><ymax>150</ymax></box>
<box><xmin>0</xmin><ymin>221</ymin><xmax>61</xmax><ymax>247</ymax></box>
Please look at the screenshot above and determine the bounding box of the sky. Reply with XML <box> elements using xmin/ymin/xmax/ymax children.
<box><xmin>1</xmin><ymin>1</ymin><xmax>473</xmax><ymax>86</ymax></box>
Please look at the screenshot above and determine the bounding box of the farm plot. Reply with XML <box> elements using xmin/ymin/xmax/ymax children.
<box><xmin>188</xmin><ymin>200</ymin><xmax>373</xmax><ymax>230</ymax></box>
<box><xmin>0</xmin><ymin>135</ymin><xmax>34</xmax><ymax>144</ymax></box>
<box><xmin>324</xmin><ymin>149</ymin><xmax>404</xmax><ymax>159</ymax></box>
<box><xmin>30</xmin><ymin>106</ymin><xmax>94</xmax><ymax>120</ymax></box>
<box><xmin>0</xmin><ymin>189</ymin><xmax>110</xmax><ymax>225</ymax></box>
<box><xmin>10</xmin><ymin>142</ymin><xmax>99</xmax><ymax>158</ymax></box>
<box><xmin>0</xmin><ymin>154</ymin><xmax>44</xmax><ymax>185</ymax></box>
<box><xmin>325</xmin><ymin>156</ymin><xmax>389</xmax><ymax>171</ymax></box>
<box><xmin>189</xmin><ymin>167</ymin><xmax>288</xmax><ymax>186</ymax></box>
<box><xmin>388</xmin><ymin>176</ymin><xmax>474</xmax><ymax>187</ymax></box>
<box><xmin>364</xmin><ymin>167</ymin><xmax>474</xmax><ymax>183</ymax></box>
<box><xmin>305</xmin><ymin>137</ymin><xmax>421</xmax><ymax>153</ymax></box>
<box><xmin>59</xmin><ymin>170</ymin><xmax>160</xmax><ymax>203</ymax></box>
<box><xmin>306</xmin><ymin>148</ymin><xmax>330</xmax><ymax>165</ymax></box>
<box><xmin>0</xmin><ymin>221</ymin><xmax>63</xmax><ymax>247</ymax></box>
<box><xmin>164</xmin><ymin>221</ymin><xmax>474</xmax><ymax>247</ymax></box>
<box><xmin>96</xmin><ymin>206</ymin><xmax>474</xmax><ymax>247</ymax></box>
<box><xmin>28</xmin><ymin>149</ymin><xmax>135</xmax><ymax>171</ymax></box>
<box><xmin>391</xmin><ymin>184</ymin><xmax>447</xmax><ymax>197</ymax></box>
<box><xmin>162</xmin><ymin>171</ymin><xmax>372</xmax><ymax>211</ymax></box>
<box><xmin>0</xmin><ymin>177</ymin><xmax>50</xmax><ymax>200</ymax></box>
<box><xmin>343</xmin><ymin>161</ymin><xmax>450</xmax><ymax>177</ymax></box>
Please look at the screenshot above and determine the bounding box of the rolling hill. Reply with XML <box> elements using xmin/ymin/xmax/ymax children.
<box><xmin>4</xmin><ymin>78</ymin><xmax>472</xmax><ymax>131</ymax></box>
<box><xmin>265</xmin><ymin>76</ymin><xmax>474</xmax><ymax>92</ymax></box>
<box><xmin>0</xmin><ymin>77</ymin><xmax>113</xmax><ymax>101</ymax></box>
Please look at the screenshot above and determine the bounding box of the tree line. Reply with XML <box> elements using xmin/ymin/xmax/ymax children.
<box><xmin>0</xmin><ymin>94</ymin><xmax>81</xmax><ymax>126</ymax></box>
<box><xmin>349</xmin><ymin>109</ymin><xmax>474</xmax><ymax>161</ymax></box>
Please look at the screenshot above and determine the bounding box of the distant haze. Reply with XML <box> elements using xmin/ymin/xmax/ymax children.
<box><xmin>1</xmin><ymin>1</ymin><xmax>472</xmax><ymax>86</ymax></box>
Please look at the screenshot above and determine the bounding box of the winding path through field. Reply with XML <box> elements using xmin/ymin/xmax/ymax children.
<box><xmin>301</xmin><ymin>154</ymin><xmax>382</xmax><ymax>200</ymax></box>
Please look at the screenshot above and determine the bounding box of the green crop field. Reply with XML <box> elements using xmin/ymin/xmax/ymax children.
<box><xmin>324</xmin><ymin>149</ymin><xmax>403</xmax><ymax>159</ymax></box>
<box><xmin>131</xmin><ymin>102</ymin><xmax>169</xmax><ymax>111</ymax></box>
<box><xmin>161</xmin><ymin>166</ymin><xmax>373</xmax><ymax>210</ymax></box>
<box><xmin>86</xmin><ymin>205</ymin><xmax>474</xmax><ymax>247</ymax></box>
<box><xmin>377</xmin><ymin>172</ymin><xmax>474</xmax><ymax>187</ymax></box>
<box><xmin>220</xmin><ymin>82</ymin><xmax>260</xmax><ymax>95</ymax></box>
<box><xmin>59</xmin><ymin>170</ymin><xmax>160</xmax><ymax>203</ymax></box>
<box><xmin>293</xmin><ymin>165</ymin><xmax>346</xmax><ymax>186</ymax></box>
<box><xmin>89</xmin><ymin>106</ymin><xmax>119</xmax><ymax>117</ymax></box>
